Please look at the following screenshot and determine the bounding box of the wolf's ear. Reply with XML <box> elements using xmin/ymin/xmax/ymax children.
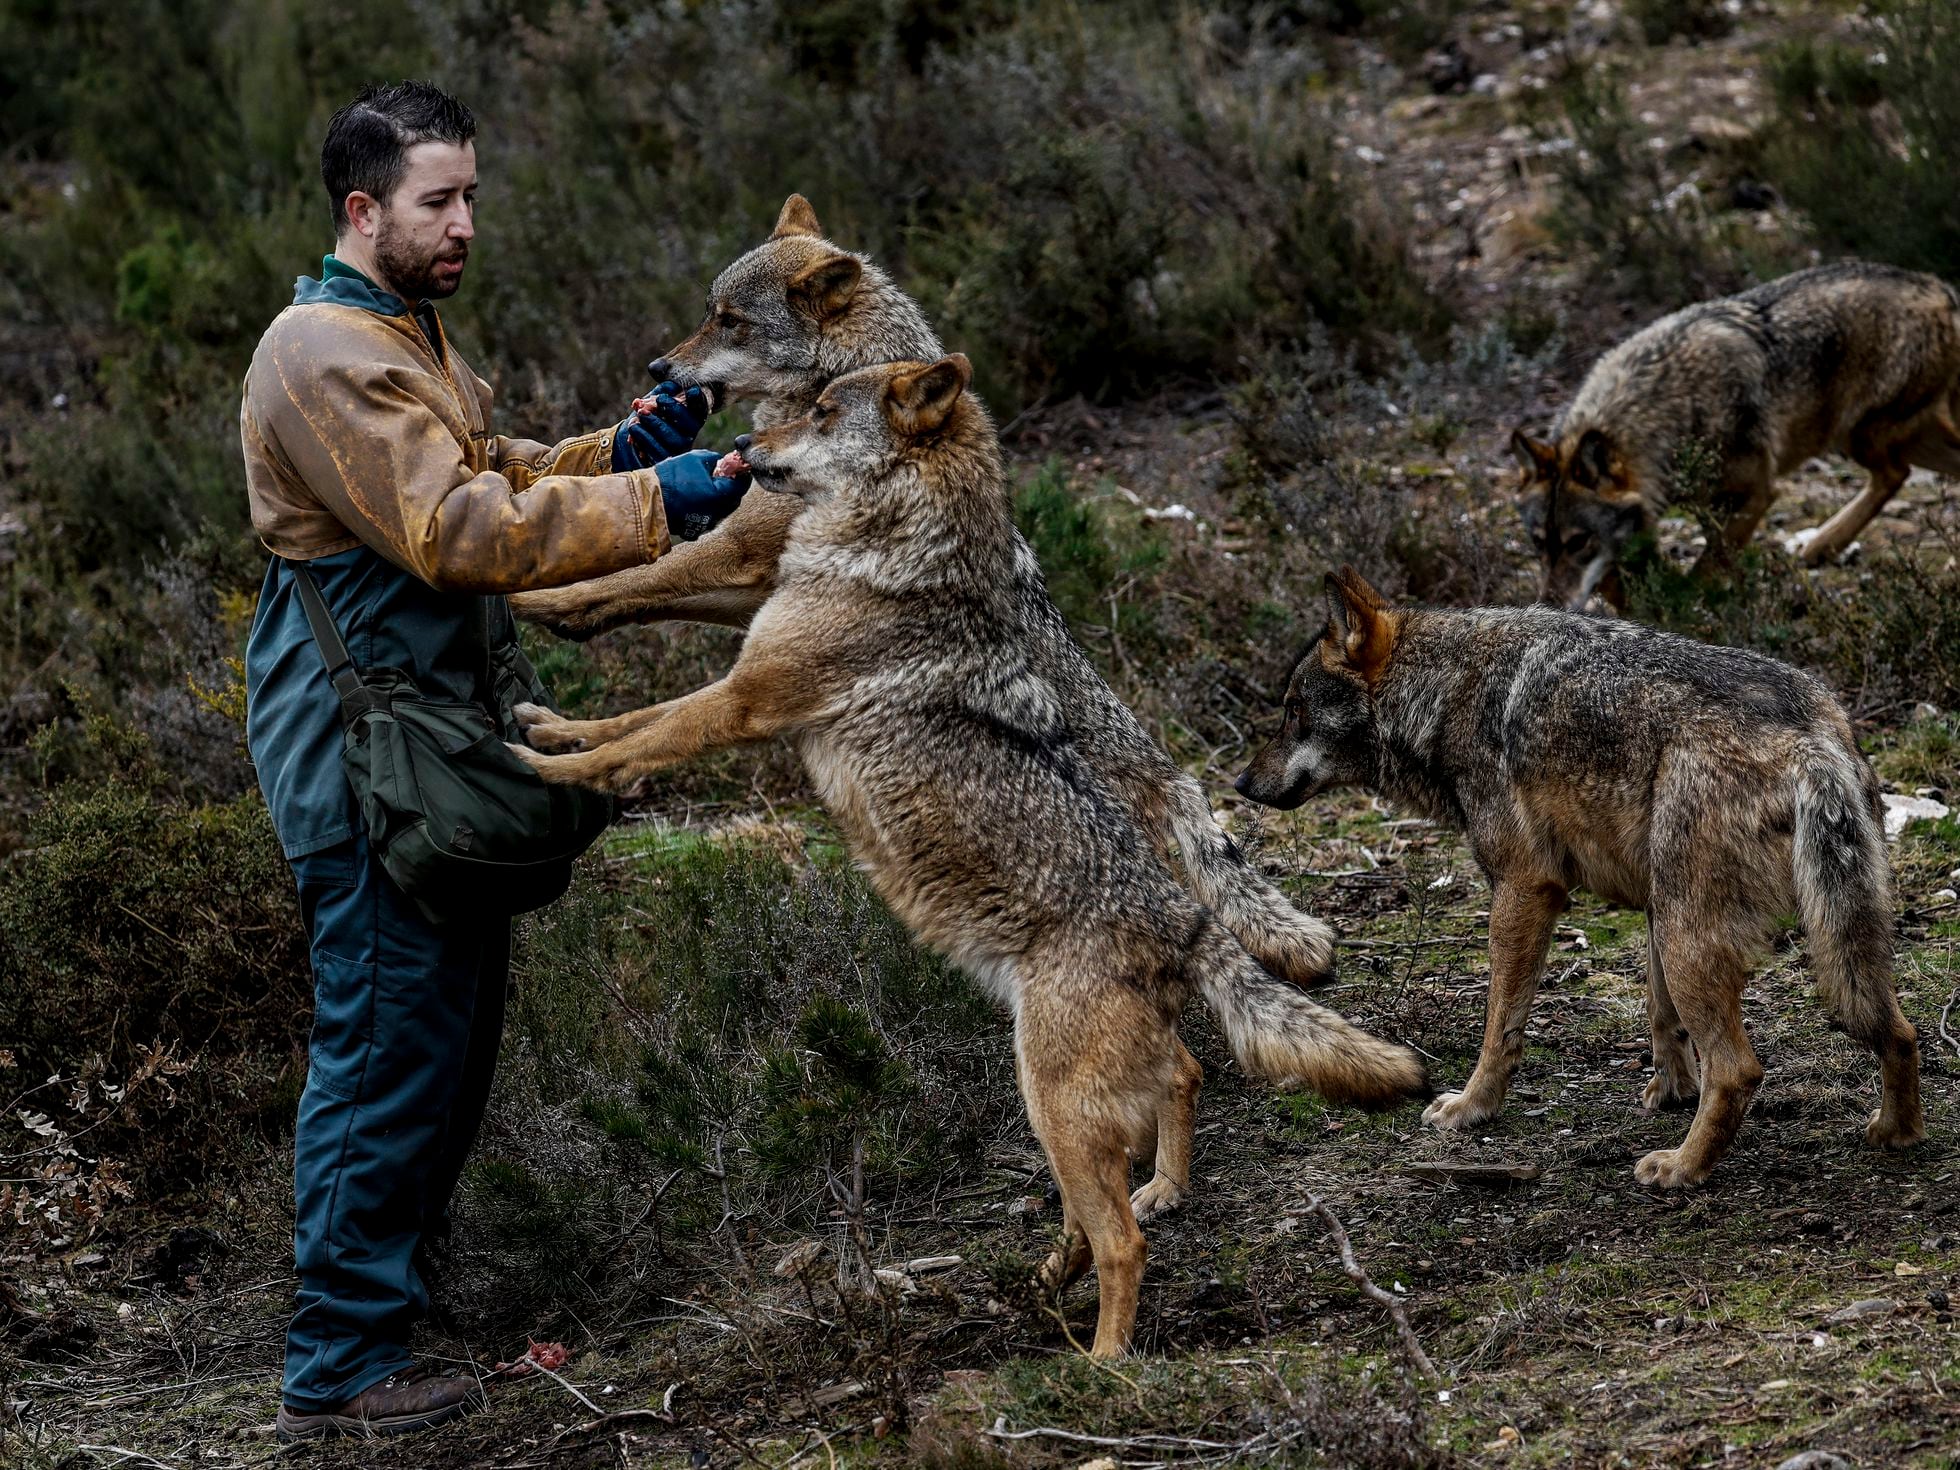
<box><xmin>772</xmin><ymin>194</ymin><xmax>824</xmax><ymax>240</ymax></box>
<box><xmin>1568</xmin><ymin>428</ymin><xmax>1616</xmax><ymax>490</ymax></box>
<box><xmin>1321</xmin><ymin>565</ymin><xmax>1397</xmax><ymax>681</ymax></box>
<box><xmin>788</xmin><ymin>254</ymin><xmax>863</xmax><ymax>319</ymax></box>
<box><xmin>886</xmin><ymin>354</ymin><xmax>971</xmax><ymax>433</ymax></box>
<box><xmin>1510</xmin><ymin>429</ymin><xmax>1558</xmax><ymax>479</ymax></box>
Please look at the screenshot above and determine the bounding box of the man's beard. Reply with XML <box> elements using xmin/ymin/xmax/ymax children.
<box><xmin>374</xmin><ymin>216</ymin><xmax>467</xmax><ymax>301</ymax></box>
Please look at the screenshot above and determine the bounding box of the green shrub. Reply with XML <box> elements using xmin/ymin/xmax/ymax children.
<box><xmin>1626</xmin><ymin>0</ymin><xmax>1732</xmax><ymax>46</ymax></box>
<box><xmin>1542</xmin><ymin>65</ymin><xmax>1732</xmax><ymax>306</ymax></box>
<box><xmin>1764</xmin><ymin>0</ymin><xmax>1960</xmax><ymax>280</ymax></box>
<box><xmin>0</xmin><ymin>710</ymin><xmax>308</xmax><ymax>1239</ymax></box>
<box><xmin>443</xmin><ymin>827</ymin><xmax>1016</xmax><ymax>1334</ymax></box>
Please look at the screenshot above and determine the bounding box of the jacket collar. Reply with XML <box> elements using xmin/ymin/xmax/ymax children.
<box><xmin>294</xmin><ymin>254</ymin><xmax>445</xmax><ymax>361</ymax></box>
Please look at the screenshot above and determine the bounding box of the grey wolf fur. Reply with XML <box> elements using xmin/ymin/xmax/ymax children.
<box><xmin>511</xmin><ymin>362</ymin><xmax>1430</xmax><ymax>1356</ymax></box>
<box><xmin>1513</xmin><ymin>260</ymin><xmax>1960</xmax><ymax>609</ymax></box>
<box><xmin>513</xmin><ymin>195</ymin><xmax>1342</xmax><ymax>997</ymax></box>
<box><xmin>1236</xmin><ymin>567</ymin><xmax>1924</xmax><ymax>1188</ymax></box>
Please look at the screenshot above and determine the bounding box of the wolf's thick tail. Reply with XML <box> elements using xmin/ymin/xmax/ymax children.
<box><xmin>1167</xmin><ymin>775</ymin><xmax>1337</xmax><ymax>987</ymax></box>
<box><xmin>1792</xmin><ymin>738</ymin><xmax>1909</xmax><ymax>1052</ymax></box>
<box><xmin>1191</xmin><ymin>928</ymin><xmax>1429</xmax><ymax>1109</ymax></box>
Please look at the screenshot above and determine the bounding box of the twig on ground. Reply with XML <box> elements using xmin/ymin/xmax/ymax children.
<box><xmin>1303</xmin><ymin>1191</ymin><xmax>1442</xmax><ymax>1382</ymax></box>
<box><xmin>1938</xmin><ymin>986</ymin><xmax>1959</xmax><ymax>1059</ymax></box>
<box><xmin>76</xmin><ymin>1448</ymin><xmax>181</xmax><ymax>1470</ymax></box>
<box><xmin>514</xmin><ymin>1348</ymin><xmax>603</xmax><ymax>1416</ymax></box>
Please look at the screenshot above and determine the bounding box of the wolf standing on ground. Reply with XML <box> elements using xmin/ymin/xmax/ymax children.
<box><xmin>1513</xmin><ymin>260</ymin><xmax>1960</xmax><ymax>610</ymax></box>
<box><xmin>510</xmin><ymin>360</ymin><xmax>1430</xmax><ymax>1356</ymax></box>
<box><xmin>1236</xmin><ymin>568</ymin><xmax>1923</xmax><ymax>1189</ymax></box>
<box><xmin>512</xmin><ymin>195</ymin><xmax>1343</xmax><ymax>1007</ymax></box>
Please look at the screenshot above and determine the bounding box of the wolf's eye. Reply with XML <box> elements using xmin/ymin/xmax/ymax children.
<box><xmin>717</xmin><ymin>311</ymin><xmax>742</xmax><ymax>330</ymax></box>
<box><xmin>1560</xmin><ymin>532</ymin><xmax>1591</xmax><ymax>555</ymax></box>
<box><xmin>812</xmin><ymin>403</ymin><xmax>833</xmax><ymax>425</ymax></box>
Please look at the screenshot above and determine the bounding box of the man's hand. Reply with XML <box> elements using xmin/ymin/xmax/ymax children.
<box><xmin>653</xmin><ymin>449</ymin><xmax>749</xmax><ymax>541</ymax></box>
<box><xmin>611</xmin><ymin>382</ymin><xmax>713</xmax><ymax>471</ymax></box>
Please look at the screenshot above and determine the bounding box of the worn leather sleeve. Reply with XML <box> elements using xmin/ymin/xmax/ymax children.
<box><xmin>264</xmin><ymin>348</ymin><xmax>670</xmax><ymax>593</ymax></box>
<box><xmin>470</xmin><ymin>369</ymin><xmax>621</xmax><ymax>488</ymax></box>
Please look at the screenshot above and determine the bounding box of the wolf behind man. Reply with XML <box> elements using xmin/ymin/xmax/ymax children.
<box><xmin>1237</xmin><ymin>568</ymin><xmax>1924</xmax><ymax>1189</ymax></box>
<box><xmin>512</xmin><ymin>361</ymin><xmax>1431</xmax><ymax>1355</ymax></box>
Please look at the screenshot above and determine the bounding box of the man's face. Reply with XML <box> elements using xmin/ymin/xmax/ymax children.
<box><xmin>370</xmin><ymin>140</ymin><xmax>476</xmax><ymax>300</ymax></box>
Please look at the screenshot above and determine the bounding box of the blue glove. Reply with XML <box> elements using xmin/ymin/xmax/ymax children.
<box><xmin>654</xmin><ymin>449</ymin><xmax>749</xmax><ymax>541</ymax></box>
<box><xmin>610</xmin><ymin>382</ymin><xmax>714</xmax><ymax>471</ymax></box>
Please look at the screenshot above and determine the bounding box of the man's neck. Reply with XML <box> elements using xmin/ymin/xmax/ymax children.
<box><xmin>330</xmin><ymin>239</ymin><xmax>411</xmax><ymax>304</ymax></box>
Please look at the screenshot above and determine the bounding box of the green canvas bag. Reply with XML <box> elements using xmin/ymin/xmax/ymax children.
<box><xmin>293</xmin><ymin>564</ymin><xmax>614</xmax><ymax>923</ymax></box>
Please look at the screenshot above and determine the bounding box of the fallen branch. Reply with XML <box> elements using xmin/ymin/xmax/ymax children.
<box><xmin>1303</xmin><ymin>1191</ymin><xmax>1442</xmax><ymax>1382</ymax></box>
<box><xmin>1939</xmin><ymin>986</ymin><xmax>1959</xmax><ymax>1059</ymax></box>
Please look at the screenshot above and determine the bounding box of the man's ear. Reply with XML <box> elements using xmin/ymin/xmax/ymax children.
<box><xmin>1569</xmin><ymin>427</ymin><xmax>1616</xmax><ymax>490</ymax></box>
<box><xmin>771</xmin><ymin>193</ymin><xmax>824</xmax><ymax>240</ymax></box>
<box><xmin>1321</xmin><ymin>565</ymin><xmax>1397</xmax><ymax>680</ymax></box>
<box><xmin>886</xmin><ymin>354</ymin><xmax>972</xmax><ymax>433</ymax></box>
<box><xmin>1510</xmin><ymin>428</ymin><xmax>1558</xmax><ymax>479</ymax></box>
<box><xmin>788</xmin><ymin>254</ymin><xmax>862</xmax><ymax>319</ymax></box>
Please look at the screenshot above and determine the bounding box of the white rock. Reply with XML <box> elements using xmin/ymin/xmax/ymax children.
<box><xmin>1882</xmin><ymin>794</ymin><xmax>1950</xmax><ymax>840</ymax></box>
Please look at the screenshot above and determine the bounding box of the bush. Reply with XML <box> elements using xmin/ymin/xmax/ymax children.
<box><xmin>1764</xmin><ymin>0</ymin><xmax>1960</xmax><ymax>280</ymax></box>
<box><xmin>0</xmin><ymin>709</ymin><xmax>308</xmax><ymax>1242</ymax></box>
<box><xmin>441</xmin><ymin>825</ymin><xmax>1019</xmax><ymax>1334</ymax></box>
<box><xmin>1540</xmin><ymin>64</ymin><xmax>1734</xmax><ymax>306</ymax></box>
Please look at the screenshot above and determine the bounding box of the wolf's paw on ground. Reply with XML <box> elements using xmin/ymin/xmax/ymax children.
<box><xmin>1037</xmin><ymin>1239</ymin><xmax>1092</xmax><ymax>1296</ymax></box>
<box><xmin>1633</xmin><ymin>1147</ymin><xmax>1707</xmax><ymax>1189</ymax></box>
<box><xmin>1422</xmin><ymin>1089</ymin><xmax>1495</xmax><ymax>1131</ymax></box>
<box><xmin>1865</xmin><ymin>1107</ymin><xmax>1926</xmax><ymax>1151</ymax></box>
<box><xmin>1128</xmin><ymin>1173</ymin><xmax>1185</xmax><ymax>1222</ymax></box>
<box><xmin>1641</xmin><ymin>1067</ymin><xmax>1699</xmax><ymax>1112</ymax></box>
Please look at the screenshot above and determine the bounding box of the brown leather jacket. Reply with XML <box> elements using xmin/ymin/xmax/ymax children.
<box><xmin>241</xmin><ymin>296</ymin><xmax>668</xmax><ymax>592</ymax></box>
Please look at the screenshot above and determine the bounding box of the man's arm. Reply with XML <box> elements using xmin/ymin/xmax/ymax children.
<box><xmin>268</xmin><ymin>354</ymin><xmax>669</xmax><ymax>593</ymax></box>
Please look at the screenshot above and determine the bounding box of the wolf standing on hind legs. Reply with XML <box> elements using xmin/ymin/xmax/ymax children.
<box><xmin>512</xmin><ymin>193</ymin><xmax>1340</xmax><ymax>1008</ymax></box>
<box><xmin>512</xmin><ymin>361</ymin><xmax>1430</xmax><ymax>1354</ymax></box>
<box><xmin>1236</xmin><ymin>568</ymin><xmax>1924</xmax><ymax>1188</ymax></box>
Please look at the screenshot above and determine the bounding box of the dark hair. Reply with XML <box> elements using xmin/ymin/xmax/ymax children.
<box><xmin>320</xmin><ymin>81</ymin><xmax>476</xmax><ymax>234</ymax></box>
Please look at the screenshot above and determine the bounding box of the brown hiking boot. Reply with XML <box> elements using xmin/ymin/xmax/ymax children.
<box><xmin>275</xmin><ymin>1363</ymin><xmax>483</xmax><ymax>1441</ymax></box>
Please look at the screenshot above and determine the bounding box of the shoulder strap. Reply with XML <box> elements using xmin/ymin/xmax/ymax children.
<box><xmin>290</xmin><ymin>561</ymin><xmax>369</xmax><ymax>705</ymax></box>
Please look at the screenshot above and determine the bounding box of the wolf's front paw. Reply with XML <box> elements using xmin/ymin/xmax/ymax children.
<box><xmin>1129</xmin><ymin>1173</ymin><xmax>1186</xmax><ymax>1222</ymax></box>
<box><xmin>513</xmin><ymin>702</ymin><xmax>587</xmax><ymax>753</ymax></box>
<box><xmin>1422</xmin><ymin>1089</ymin><xmax>1494</xmax><ymax>1131</ymax></box>
<box><xmin>1866</xmin><ymin>1106</ymin><xmax>1926</xmax><ymax>1151</ymax></box>
<box><xmin>1633</xmin><ymin>1147</ymin><xmax>1706</xmax><ymax>1190</ymax></box>
<box><xmin>509</xmin><ymin>590</ymin><xmax>604</xmax><ymax>642</ymax></box>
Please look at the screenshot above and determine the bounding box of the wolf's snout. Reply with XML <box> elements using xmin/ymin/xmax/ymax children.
<box><xmin>647</xmin><ymin>357</ymin><xmax>673</xmax><ymax>381</ymax></box>
<box><xmin>734</xmin><ymin>434</ymin><xmax>754</xmax><ymax>452</ymax></box>
<box><xmin>1233</xmin><ymin>769</ymin><xmax>1252</xmax><ymax>796</ymax></box>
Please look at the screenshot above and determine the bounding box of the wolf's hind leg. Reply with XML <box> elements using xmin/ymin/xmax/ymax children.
<box><xmin>1019</xmin><ymin>987</ymin><xmax>1166</xmax><ymax>1358</ymax></box>
<box><xmin>1130</xmin><ymin>1036</ymin><xmax>1202</xmax><ymax>1222</ymax></box>
<box><xmin>1643</xmin><ymin>926</ymin><xmax>1699</xmax><ymax>1111</ymax></box>
<box><xmin>1634</xmin><ymin>920</ymin><xmax>1761</xmax><ymax>1189</ymax></box>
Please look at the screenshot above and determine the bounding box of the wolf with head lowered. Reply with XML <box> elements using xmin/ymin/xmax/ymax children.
<box><xmin>1514</xmin><ymin>261</ymin><xmax>1960</xmax><ymax>610</ymax></box>
<box><xmin>1238</xmin><ymin>569</ymin><xmax>1923</xmax><ymax>1189</ymax></box>
<box><xmin>510</xmin><ymin>360</ymin><xmax>1430</xmax><ymax>1356</ymax></box>
<box><xmin>513</xmin><ymin>195</ymin><xmax>1344</xmax><ymax>1008</ymax></box>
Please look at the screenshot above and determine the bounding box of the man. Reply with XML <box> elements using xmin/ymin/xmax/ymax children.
<box><xmin>240</xmin><ymin>81</ymin><xmax>745</xmax><ymax>1441</ymax></box>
